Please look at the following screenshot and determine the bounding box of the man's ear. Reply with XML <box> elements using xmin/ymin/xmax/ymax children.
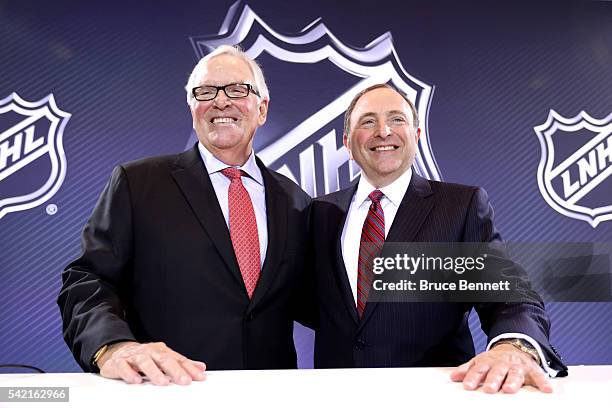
<box><xmin>415</xmin><ymin>127</ymin><xmax>421</xmax><ymax>143</ymax></box>
<box><xmin>257</xmin><ymin>99</ymin><xmax>269</xmax><ymax>126</ymax></box>
<box><xmin>343</xmin><ymin>133</ymin><xmax>353</xmax><ymax>160</ymax></box>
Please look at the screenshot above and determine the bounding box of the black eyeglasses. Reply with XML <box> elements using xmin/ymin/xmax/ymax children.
<box><xmin>192</xmin><ymin>83</ymin><xmax>260</xmax><ymax>101</ymax></box>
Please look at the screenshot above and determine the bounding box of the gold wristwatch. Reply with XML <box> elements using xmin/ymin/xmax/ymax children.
<box><xmin>92</xmin><ymin>344</ymin><xmax>109</xmax><ymax>368</ymax></box>
<box><xmin>493</xmin><ymin>338</ymin><xmax>541</xmax><ymax>365</ymax></box>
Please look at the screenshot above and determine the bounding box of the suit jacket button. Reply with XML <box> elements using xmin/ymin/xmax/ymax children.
<box><xmin>246</xmin><ymin>312</ymin><xmax>255</xmax><ymax>322</ymax></box>
<box><xmin>354</xmin><ymin>339</ymin><xmax>365</xmax><ymax>351</ymax></box>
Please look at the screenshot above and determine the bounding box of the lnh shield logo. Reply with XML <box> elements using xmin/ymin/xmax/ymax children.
<box><xmin>188</xmin><ymin>2</ymin><xmax>441</xmax><ymax>197</ymax></box>
<box><xmin>0</xmin><ymin>93</ymin><xmax>70</xmax><ymax>219</ymax></box>
<box><xmin>535</xmin><ymin>110</ymin><xmax>612</xmax><ymax>227</ymax></box>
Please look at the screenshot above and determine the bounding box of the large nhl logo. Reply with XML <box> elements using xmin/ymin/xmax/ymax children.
<box><xmin>187</xmin><ymin>1</ymin><xmax>441</xmax><ymax>197</ymax></box>
<box><xmin>535</xmin><ymin>110</ymin><xmax>612</xmax><ymax>227</ymax></box>
<box><xmin>0</xmin><ymin>93</ymin><xmax>70</xmax><ymax>219</ymax></box>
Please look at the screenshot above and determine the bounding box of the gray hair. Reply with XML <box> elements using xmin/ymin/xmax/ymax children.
<box><xmin>185</xmin><ymin>45</ymin><xmax>269</xmax><ymax>106</ymax></box>
<box><xmin>344</xmin><ymin>83</ymin><xmax>419</xmax><ymax>135</ymax></box>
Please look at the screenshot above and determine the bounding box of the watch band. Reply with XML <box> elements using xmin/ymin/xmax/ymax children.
<box><xmin>92</xmin><ymin>344</ymin><xmax>108</xmax><ymax>368</ymax></box>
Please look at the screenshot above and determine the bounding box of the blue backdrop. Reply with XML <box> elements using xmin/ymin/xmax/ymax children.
<box><xmin>1</xmin><ymin>0</ymin><xmax>611</xmax><ymax>372</ymax></box>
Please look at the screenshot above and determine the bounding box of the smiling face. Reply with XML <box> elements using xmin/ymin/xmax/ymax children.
<box><xmin>190</xmin><ymin>54</ymin><xmax>268</xmax><ymax>166</ymax></box>
<box><xmin>344</xmin><ymin>87</ymin><xmax>421</xmax><ymax>188</ymax></box>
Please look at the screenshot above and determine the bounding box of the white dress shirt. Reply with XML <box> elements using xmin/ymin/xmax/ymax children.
<box><xmin>341</xmin><ymin>168</ymin><xmax>413</xmax><ymax>303</ymax></box>
<box><xmin>198</xmin><ymin>142</ymin><xmax>267</xmax><ymax>267</ymax></box>
<box><xmin>340</xmin><ymin>167</ymin><xmax>557</xmax><ymax>376</ymax></box>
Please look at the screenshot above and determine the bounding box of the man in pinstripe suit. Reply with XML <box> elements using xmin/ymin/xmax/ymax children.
<box><xmin>310</xmin><ymin>84</ymin><xmax>567</xmax><ymax>393</ymax></box>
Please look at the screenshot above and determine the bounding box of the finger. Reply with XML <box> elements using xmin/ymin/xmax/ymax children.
<box><xmin>181</xmin><ymin>360</ymin><xmax>207</xmax><ymax>381</ymax></box>
<box><xmin>527</xmin><ymin>368</ymin><xmax>553</xmax><ymax>393</ymax></box>
<box><xmin>164</xmin><ymin>348</ymin><xmax>193</xmax><ymax>365</ymax></box>
<box><xmin>130</xmin><ymin>355</ymin><xmax>169</xmax><ymax>386</ymax></box>
<box><xmin>99</xmin><ymin>358</ymin><xmax>142</xmax><ymax>384</ymax></box>
<box><xmin>462</xmin><ymin>362</ymin><xmax>490</xmax><ymax>391</ymax></box>
<box><xmin>191</xmin><ymin>361</ymin><xmax>207</xmax><ymax>370</ymax></box>
<box><xmin>482</xmin><ymin>364</ymin><xmax>509</xmax><ymax>394</ymax></box>
<box><xmin>450</xmin><ymin>361</ymin><xmax>472</xmax><ymax>382</ymax></box>
<box><xmin>115</xmin><ymin>359</ymin><xmax>143</xmax><ymax>384</ymax></box>
<box><xmin>164</xmin><ymin>349</ymin><xmax>206</xmax><ymax>381</ymax></box>
<box><xmin>155</xmin><ymin>354</ymin><xmax>192</xmax><ymax>385</ymax></box>
<box><xmin>502</xmin><ymin>366</ymin><xmax>526</xmax><ymax>394</ymax></box>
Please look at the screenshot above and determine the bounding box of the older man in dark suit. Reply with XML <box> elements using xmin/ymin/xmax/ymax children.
<box><xmin>310</xmin><ymin>83</ymin><xmax>567</xmax><ymax>393</ymax></box>
<box><xmin>58</xmin><ymin>45</ymin><xmax>311</xmax><ymax>385</ymax></box>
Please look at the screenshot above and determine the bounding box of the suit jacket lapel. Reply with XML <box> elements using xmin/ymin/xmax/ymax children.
<box><xmin>170</xmin><ymin>145</ymin><xmax>244</xmax><ymax>290</ymax></box>
<box><xmin>248</xmin><ymin>157</ymin><xmax>288</xmax><ymax>310</ymax></box>
<box><xmin>359</xmin><ymin>172</ymin><xmax>434</xmax><ymax>328</ymax></box>
<box><xmin>385</xmin><ymin>173</ymin><xmax>434</xmax><ymax>243</ymax></box>
<box><xmin>331</xmin><ymin>182</ymin><xmax>361</xmax><ymax>325</ymax></box>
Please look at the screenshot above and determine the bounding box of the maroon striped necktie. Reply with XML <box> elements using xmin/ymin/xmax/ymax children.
<box><xmin>221</xmin><ymin>167</ymin><xmax>261</xmax><ymax>299</ymax></box>
<box><xmin>357</xmin><ymin>190</ymin><xmax>385</xmax><ymax>318</ymax></box>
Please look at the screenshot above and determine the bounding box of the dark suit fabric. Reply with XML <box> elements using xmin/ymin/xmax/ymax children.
<box><xmin>58</xmin><ymin>144</ymin><xmax>311</xmax><ymax>372</ymax></box>
<box><xmin>311</xmin><ymin>173</ymin><xmax>566</xmax><ymax>373</ymax></box>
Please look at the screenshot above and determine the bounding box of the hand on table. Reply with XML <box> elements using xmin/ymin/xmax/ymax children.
<box><xmin>450</xmin><ymin>343</ymin><xmax>552</xmax><ymax>393</ymax></box>
<box><xmin>98</xmin><ymin>341</ymin><xmax>207</xmax><ymax>386</ymax></box>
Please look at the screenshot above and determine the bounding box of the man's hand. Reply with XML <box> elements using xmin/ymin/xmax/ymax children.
<box><xmin>450</xmin><ymin>344</ymin><xmax>552</xmax><ymax>393</ymax></box>
<box><xmin>98</xmin><ymin>341</ymin><xmax>207</xmax><ymax>385</ymax></box>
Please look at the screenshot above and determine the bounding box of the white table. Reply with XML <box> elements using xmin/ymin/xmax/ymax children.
<box><xmin>0</xmin><ymin>366</ymin><xmax>610</xmax><ymax>407</ymax></box>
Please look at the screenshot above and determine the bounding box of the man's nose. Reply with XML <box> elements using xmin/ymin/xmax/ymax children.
<box><xmin>377</xmin><ymin>122</ymin><xmax>392</xmax><ymax>138</ymax></box>
<box><xmin>212</xmin><ymin>89</ymin><xmax>232</xmax><ymax>108</ymax></box>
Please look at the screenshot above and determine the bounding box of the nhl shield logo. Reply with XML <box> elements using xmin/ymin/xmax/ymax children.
<box><xmin>187</xmin><ymin>1</ymin><xmax>441</xmax><ymax>197</ymax></box>
<box><xmin>0</xmin><ymin>93</ymin><xmax>70</xmax><ymax>219</ymax></box>
<box><xmin>535</xmin><ymin>110</ymin><xmax>612</xmax><ymax>227</ymax></box>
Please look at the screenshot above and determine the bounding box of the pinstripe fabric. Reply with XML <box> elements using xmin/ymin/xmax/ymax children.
<box><xmin>312</xmin><ymin>173</ymin><xmax>566</xmax><ymax>372</ymax></box>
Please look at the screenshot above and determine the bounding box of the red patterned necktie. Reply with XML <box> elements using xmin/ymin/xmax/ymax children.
<box><xmin>221</xmin><ymin>168</ymin><xmax>261</xmax><ymax>299</ymax></box>
<box><xmin>357</xmin><ymin>190</ymin><xmax>385</xmax><ymax>318</ymax></box>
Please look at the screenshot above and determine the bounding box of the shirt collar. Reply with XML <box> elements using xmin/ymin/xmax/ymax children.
<box><xmin>197</xmin><ymin>142</ymin><xmax>264</xmax><ymax>186</ymax></box>
<box><xmin>354</xmin><ymin>167</ymin><xmax>413</xmax><ymax>208</ymax></box>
